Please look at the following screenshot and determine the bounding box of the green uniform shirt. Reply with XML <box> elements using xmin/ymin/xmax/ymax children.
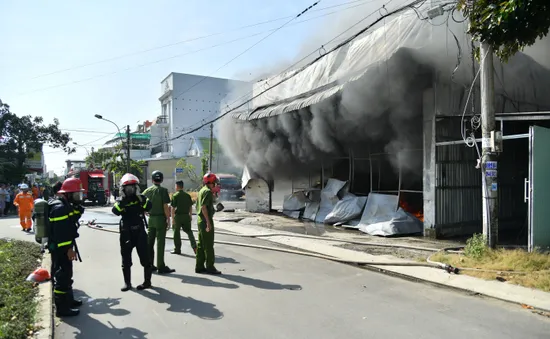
<box><xmin>171</xmin><ymin>190</ymin><xmax>193</xmax><ymax>221</ymax></box>
<box><xmin>142</xmin><ymin>184</ymin><xmax>170</xmax><ymax>216</ymax></box>
<box><xmin>197</xmin><ymin>185</ymin><xmax>214</xmax><ymax>225</ymax></box>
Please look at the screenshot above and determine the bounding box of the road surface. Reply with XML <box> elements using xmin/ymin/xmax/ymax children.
<box><xmin>1</xmin><ymin>212</ymin><xmax>549</xmax><ymax>339</ymax></box>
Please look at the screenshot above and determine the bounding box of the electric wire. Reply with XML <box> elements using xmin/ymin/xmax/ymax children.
<box><xmin>20</xmin><ymin>0</ymin><xmax>377</xmax><ymax>82</ymax></box>
<box><xmin>149</xmin><ymin>0</ymin><xmax>431</xmax><ymax>149</ymax></box>
<box><xmin>10</xmin><ymin>0</ymin><xmax>377</xmax><ymax>96</ymax></box>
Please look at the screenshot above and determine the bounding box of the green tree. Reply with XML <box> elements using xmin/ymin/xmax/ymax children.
<box><xmin>84</xmin><ymin>145</ymin><xmax>145</xmax><ymax>186</ymax></box>
<box><xmin>459</xmin><ymin>0</ymin><xmax>550</xmax><ymax>61</ymax></box>
<box><xmin>0</xmin><ymin>101</ymin><xmax>74</xmax><ymax>184</ymax></box>
<box><xmin>175</xmin><ymin>157</ymin><xmax>201</xmax><ymax>188</ymax></box>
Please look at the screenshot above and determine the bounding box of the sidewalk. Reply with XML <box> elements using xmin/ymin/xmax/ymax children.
<box><xmin>212</xmin><ymin>211</ymin><xmax>550</xmax><ymax>312</ymax></box>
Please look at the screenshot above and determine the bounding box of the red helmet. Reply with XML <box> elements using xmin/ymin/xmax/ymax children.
<box><xmin>58</xmin><ymin>178</ymin><xmax>84</xmax><ymax>193</ymax></box>
<box><xmin>120</xmin><ymin>173</ymin><xmax>139</xmax><ymax>186</ymax></box>
<box><xmin>203</xmin><ymin>172</ymin><xmax>218</xmax><ymax>185</ymax></box>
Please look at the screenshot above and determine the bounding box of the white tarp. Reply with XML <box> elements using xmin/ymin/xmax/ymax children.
<box><xmin>233</xmin><ymin>7</ymin><xmax>550</xmax><ymax>121</ymax></box>
<box><xmin>314</xmin><ymin>179</ymin><xmax>348</xmax><ymax>223</ymax></box>
<box><xmin>358</xmin><ymin>208</ymin><xmax>423</xmax><ymax>236</ymax></box>
<box><xmin>324</xmin><ymin>193</ymin><xmax>368</xmax><ymax>224</ymax></box>
<box><xmin>357</xmin><ymin>193</ymin><xmax>422</xmax><ymax>236</ymax></box>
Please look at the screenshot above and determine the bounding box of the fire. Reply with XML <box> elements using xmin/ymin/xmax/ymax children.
<box><xmin>399</xmin><ymin>199</ymin><xmax>424</xmax><ymax>222</ymax></box>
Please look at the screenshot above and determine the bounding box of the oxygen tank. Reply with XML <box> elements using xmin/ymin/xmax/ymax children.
<box><xmin>33</xmin><ymin>198</ymin><xmax>49</xmax><ymax>252</ymax></box>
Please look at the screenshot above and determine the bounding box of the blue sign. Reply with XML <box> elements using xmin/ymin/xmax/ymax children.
<box><xmin>486</xmin><ymin>161</ymin><xmax>498</xmax><ymax>170</ymax></box>
<box><xmin>175</xmin><ymin>168</ymin><xmax>183</xmax><ymax>174</ymax></box>
<box><xmin>486</xmin><ymin>170</ymin><xmax>498</xmax><ymax>178</ymax></box>
<box><xmin>491</xmin><ymin>183</ymin><xmax>498</xmax><ymax>191</ymax></box>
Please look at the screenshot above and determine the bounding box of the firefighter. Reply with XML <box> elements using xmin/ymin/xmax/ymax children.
<box><xmin>112</xmin><ymin>173</ymin><xmax>153</xmax><ymax>291</ymax></box>
<box><xmin>142</xmin><ymin>171</ymin><xmax>175</xmax><ymax>274</ymax></box>
<box><xmin>13</xmin><ymin>183</ymin><xmax>34</xmax><ymax>232</ymax></box>
<box><xmin>195</xmin><ymin>172</ymin><xmax>221</xmax><ymax>275</ymax></box>
<box><xmin>48</xmin><ymin>177</ymin><xmax>85</xmax><ymax>317</ymax></box>
<box><xmin>170</xmin><ymin>180</ymin><xmax>196</xmax><ymax>255</ymax></box>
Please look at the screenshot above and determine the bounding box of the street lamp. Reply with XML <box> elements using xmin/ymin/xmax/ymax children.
<box><xmin>94</xmin><ymin>114</ymin><xmax>130</xmax><ymax>173</ymax></box>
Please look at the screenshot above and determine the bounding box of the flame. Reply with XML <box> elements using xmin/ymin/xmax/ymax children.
<box><xmin>399</xmin><ymin>199</ymin><xmax>424</xmax><ymax>222</ymax></box>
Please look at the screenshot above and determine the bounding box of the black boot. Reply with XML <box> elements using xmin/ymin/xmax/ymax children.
<box><xmin>68</xmin><ymin>290</ymin><xmax>83</xmax><ymax>307</ymax></box>
<box><xmin>205</xmin><ymin>267</ymin><xmax>222</xmax><ymax>275</ymax></box>
<box><xmin>137</xmin><ymin>266</ymin><xmax>152</xmax><ymax>290</ymax></box>
<box><xmin>121</xmin><ymin>268</ymin><xmax>132</xmax><ymax>292</ymax></box>
<box><xmin>55</xmin><ymin>294</ymin><xmax>80</xmax><ymax>317</ymax></box>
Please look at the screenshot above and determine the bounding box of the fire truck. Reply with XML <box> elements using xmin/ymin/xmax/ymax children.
<box><xmin>65</xmin><ymin>167</ymin><xmax>113</xmax><ymax>205</ymax></box>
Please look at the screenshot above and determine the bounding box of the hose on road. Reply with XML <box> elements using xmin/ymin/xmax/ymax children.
<box><xmin>86</xmin><ymin>220</ymin><xmax>457</xmax><ymax>253</ymax></box>
<box><xmin>85</xmin><ymin>220</ymin><xmax>457</xmax><ymax>271</ymax></box>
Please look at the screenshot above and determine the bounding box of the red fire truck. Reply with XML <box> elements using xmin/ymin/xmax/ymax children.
<box><xmin>66</xmin><ymin>168</ymin><xmax>113</xmax><ymax>205</ymax></box>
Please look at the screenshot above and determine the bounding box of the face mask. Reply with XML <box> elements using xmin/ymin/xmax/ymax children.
<box><xmin>69</xmin><ymin>192</ymin><xmax>83</xmax><ymax>204</ymax></box>
<box><xmin>122</xmin><ymin>185</ymin><xmax>137</xmax><ymax>197</ymax></box>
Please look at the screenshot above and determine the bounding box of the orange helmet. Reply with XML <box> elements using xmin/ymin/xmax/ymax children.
<box><xmin>203</xmin><ymin>172</ymin><xmax>218</xmax><ymax>185</ymax></box>
<box><xmin>58</xmin><ymin>178</ymin><xmax>84</xmax><ymax>193</ymax></box>
<box><xmin>26</xmin><ymin>268</ymin><xmax>51</xmax><ymax>283</ymax></box>
<box><xmin>120</xmin><ymin>173</ymin><xmax>139</xmax><ymax>186</ymax></box>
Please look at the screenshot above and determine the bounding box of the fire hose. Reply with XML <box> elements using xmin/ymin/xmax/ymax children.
<box><xmin>85</xmin><ymin>219</ymin><xmax>465</xmax><ymax>273</ymax></box>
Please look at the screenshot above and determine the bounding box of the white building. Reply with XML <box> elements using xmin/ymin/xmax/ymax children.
<box><xmin>150</xmin><ymin>72</ymin><xmax>251</xmax><ymax>158</ymax></box>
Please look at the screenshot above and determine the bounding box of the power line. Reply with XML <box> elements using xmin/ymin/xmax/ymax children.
<box><xmin>16</xmin><ymin>0</ymin><xmax>375</xmax><ymax>82</ymax></box>
<box><xmin>44</xmin><ymin>134</ymin><xmax>112</xmax><ymax>155</ymax></box>
<box><xmin>11</xmin><ymin>0</ymin><xmax>376</xmax><ymax>97</ymax></box>
<box><xmin>170</xmin><ymin>0</ymin><xmax>322</xmax><ymax>102</ymax></box>
<box><xmin>150</xmin><ymin>0</ymin><xmax>427</xmax><ymax>149</ymax></box>
<box><xmin>60</xmin><ymin>129</ymin><xmax>114</xmax><ymax>135</ymax></box>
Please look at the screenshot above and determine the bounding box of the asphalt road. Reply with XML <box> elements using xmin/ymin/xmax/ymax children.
<box><xmin>1</xmin><ymin>214</ymin><xmax>550</xmax><ymax>339</ymax></box>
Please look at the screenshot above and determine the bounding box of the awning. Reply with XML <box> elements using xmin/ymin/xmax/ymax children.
<box><xmin>88</xmin><ymin>173</ymin><xmax>105</xmax><ymax>178</ymax></box>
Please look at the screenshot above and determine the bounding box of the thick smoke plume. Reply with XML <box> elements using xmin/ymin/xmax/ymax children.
<box><xmin>219</xmin><ymin>2</ymin><xmax>550</xmax><ymax>182</ymax></box>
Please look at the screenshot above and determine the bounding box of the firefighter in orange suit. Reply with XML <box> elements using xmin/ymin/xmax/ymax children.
<box><xmin>14</xmin><ymin>183</ymin><xmax>34</xmax><ymax>232</ymax></box>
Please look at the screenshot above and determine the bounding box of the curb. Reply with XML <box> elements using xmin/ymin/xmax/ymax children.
<box><xmin>35</xmin><ymin>253</ymin><xmax>53</xmax><ymax>339</ymax></box>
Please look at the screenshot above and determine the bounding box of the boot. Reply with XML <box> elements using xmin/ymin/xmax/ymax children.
<box><xmin>121</xmin><ymin>268</ymin><xmax>132</xmax><ymax>292</ymax></box>
<box><xmin>55</xmin><ymin>294</ymin><xmax>80</xmax><ymax>317</ymax></box>
<box><xmin>68</xmin><ymin>290</ymin><xmax>83</xmax><ymax>308</ymax></box>
<box><xmin>137</xmin><ymin>266</ymin><xmax>152</xmax><ymax>290</ymax></box>
<box><xmin>157</xmin><ymin>266</ymin><xmax>175</xmax><ymax>274</ymax></box>
<box><xmin>205</xmin><ymin>267</ymin><xmax>222</xmax><ymax>275</ymax></box>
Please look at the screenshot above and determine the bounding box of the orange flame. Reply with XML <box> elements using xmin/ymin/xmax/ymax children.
<box><xmin>399</xmin><ymin>199</ymin><xmax>424</xmax><ymax>222</ymax></box>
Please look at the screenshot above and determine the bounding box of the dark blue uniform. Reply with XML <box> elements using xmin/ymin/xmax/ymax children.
<box><xmin>48</xmin><ymin>198</ymin><xmax>84</xmax><ymax>315</ymax></box>
<box><xmin>112</xmin><ymin>194</ymin><xmax>153</xmax><ymax>290</ymax></box>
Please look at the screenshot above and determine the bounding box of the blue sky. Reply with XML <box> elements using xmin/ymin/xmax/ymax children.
<box><xmin>0</xmin><ymin>0</ymin><xmax>391</xmax><ymax>174</ymax></box>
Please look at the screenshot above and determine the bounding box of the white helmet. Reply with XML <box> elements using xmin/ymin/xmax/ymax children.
<box><xmin>20</xmin><ymin>184</ymin><xmax>29</xmax><ymax>190</ymax></box>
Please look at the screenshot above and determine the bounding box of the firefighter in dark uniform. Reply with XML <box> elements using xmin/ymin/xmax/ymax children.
<box><xmin>112</xmin><ymin>173</ymin><xmax>153</xmax><ymax>291</ymax></box>
<box><xmin>48</xmin><ymin>177</ymin><xmax>85</xmax><ymax>317</ymax></box>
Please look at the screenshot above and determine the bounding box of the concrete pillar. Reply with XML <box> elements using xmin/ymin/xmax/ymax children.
<box><xmin>423</xmin><ymin>87</ymin><xmax>437</xmax><ymax>238</ymax></box>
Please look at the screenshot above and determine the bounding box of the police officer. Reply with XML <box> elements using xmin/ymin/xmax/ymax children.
<box><xmin>195</xmin><ymin>172</ymin><xmax>221</xmax><ymax>275</ymax></box>
<box><xmin>48</xmin><ymin>177</ymin><xmax>85</xmax><ymax>317</ymax></box>
<box><xmin>170</xmin><ymin>180</ymin><xmax>196</xmax><ymax>255</ymax></box>
<box><xmin>112</xmin><ymin>173</ymin><xmax>153</xmax><ymax>291</ymax></box>
<box><xmin>142</xmin><ymin>171</ymin><xmax>175</xmax><ymax>274</ymax></box>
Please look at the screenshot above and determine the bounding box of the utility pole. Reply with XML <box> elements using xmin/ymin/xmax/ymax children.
<box><xmin>208</xmin><ymin>123</ymin><xmax>214</xmax><ymax>172</ymax></box>
<box><xmin>480</xmin><ymin>41</ymin><xmax>499</xmax><ymax>248</ymax></box>
<box><xmin>126</xmin><ymin>125</ymin><xmax>131</xmax><ymax>173</ymax></box>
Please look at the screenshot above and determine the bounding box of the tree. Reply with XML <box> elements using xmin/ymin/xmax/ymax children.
<box><xmin>0</xmin><ymin>101</ymin><xmax>74</xmax><ymax>183</ymax></box>
<box><xmin>175</xmin><ymin>157</ymin><xmax>201</xmax><ymax>188</ymax></box>
<box><xmin>85</xmin><ymin>148</ymin><xmax>114</xmax><ymax>168</ymax></box>
<box><xmin>459</xmin><ymin>0</ymin><xmax>550</xmax><ymax>61</ymax></box>
<box><xmin>84</xmin><ymin>145</ymin><xmax>145</xmax><ymax>187</ymax></box>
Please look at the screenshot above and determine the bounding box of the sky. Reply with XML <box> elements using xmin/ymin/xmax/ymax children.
<box><xmin>0</xmin><ymin>0</ymin><xmax>355</xmax><ymax>174</ymax></box>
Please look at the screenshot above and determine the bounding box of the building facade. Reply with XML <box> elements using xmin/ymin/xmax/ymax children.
<box><xmin>151</xmin><ymin>72</ymin><xmax>251</xmax><ymax>158</ymax></box>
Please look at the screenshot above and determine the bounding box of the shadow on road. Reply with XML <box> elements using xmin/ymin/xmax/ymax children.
<box><xmin>218</xmin><ymin>274</ymin><xmax>302</xmax><ymax>291</ymax></box>
<box><xmin>136</xmin><ymin>286</ymin><xmax>224</xmax><ymax>320</ymax></box>
<box><xmin>61</xmin><ymin>290</ymin><xmax>147</xmax><ymax>339</ymax></box>
<box><xmin>175</xmin><ymin>252</ymin><xmax>240</xmax><ymax>264</ymax></box>
<box><xmin>166</xmin><ymin>273</ymin><xmax>239</xmax><ymax>289</ymax></box>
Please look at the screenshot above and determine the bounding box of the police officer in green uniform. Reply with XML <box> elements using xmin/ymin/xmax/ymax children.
<box><xmin>170</xmin><ymin>180</ymin><xmax>197</xmax><ymax>255</ymax></box>
<box><xmin>142</xmin><ymin>170</ymin><xmax>175</xmax><ymax>274</ymax></box>
<box><xmin>195</xmin><ymin>172</ymin><xmax>221</xmax><ymax>275</ymax></box>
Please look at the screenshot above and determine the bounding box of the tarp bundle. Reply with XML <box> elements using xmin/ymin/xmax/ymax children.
<box><xmin>282</xmin><ymin>178</ymin><xmax>422</xmax><ymax>236</ymax></box>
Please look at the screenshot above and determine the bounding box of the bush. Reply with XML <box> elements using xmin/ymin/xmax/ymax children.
<box><xmin>464</xmin><ymin>233</ymin><xmax>489</xmax><ymax>260</ymax></box>
<box><xmin>0</xmin><ymin>239</ymin><xmax>42</xmax><ymax>339</ymax></box>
